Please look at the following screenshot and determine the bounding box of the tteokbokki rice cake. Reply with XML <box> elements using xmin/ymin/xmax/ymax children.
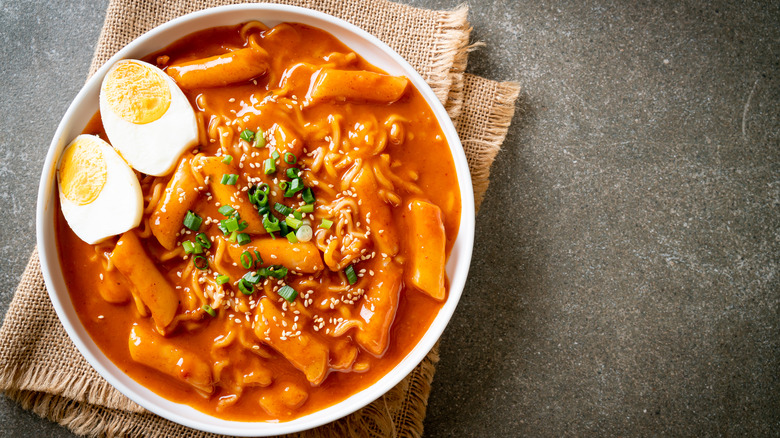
<box><xmin>55</xmin><ymin>20</ymin><xmax>461</xmax><ymax>421</ymax></box>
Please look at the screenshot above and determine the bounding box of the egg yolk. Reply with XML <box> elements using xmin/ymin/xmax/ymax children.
<box><xmin>103</xmin><ymin>61</ymin><xmax>171</xmax><ymax>124</ymax></box>
<box><xmin>59</xmin><ymin>137</ymin><xmax>107</xmax><ymax>205</ymax></box>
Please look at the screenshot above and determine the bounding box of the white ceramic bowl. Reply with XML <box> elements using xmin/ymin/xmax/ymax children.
<box><xmin>36</xmin><ymin>4</ymin><xmax>474</xmax><ymax>436</ymax></box>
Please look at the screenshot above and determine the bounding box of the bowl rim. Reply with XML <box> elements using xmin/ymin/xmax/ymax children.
<box><xmin>36</xmin><ymin>3</ymin><xmax>475</xmax><ymax>436</ymax></box>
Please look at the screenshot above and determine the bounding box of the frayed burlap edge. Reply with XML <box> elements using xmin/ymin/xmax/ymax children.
<box><xmin>457</xmin><ymin>78</ymin><xmax>521</xmax><ymax>209</ymax></box>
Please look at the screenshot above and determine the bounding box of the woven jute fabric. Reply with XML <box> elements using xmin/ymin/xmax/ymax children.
<box><xmin>0</xmin><ymin>0</ymin><xmax>520</xmax><ymax>436</ymax></box>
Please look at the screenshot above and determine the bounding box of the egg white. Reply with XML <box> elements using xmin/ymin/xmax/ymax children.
<box><xmin>58</xmin><ymin>135</ymin><xmax>143</xmax><ymax>245</ymax></box>
<box><xmin>100</xmin><ymin>60</ymin><xmax>198</xmax><ymax>177</ymax></box>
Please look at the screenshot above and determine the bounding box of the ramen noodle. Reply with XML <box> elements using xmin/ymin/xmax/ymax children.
<box><xmin>56</xmin><ymin>21</ymin><xmax>461</xmax><ymax>421</ymax></box>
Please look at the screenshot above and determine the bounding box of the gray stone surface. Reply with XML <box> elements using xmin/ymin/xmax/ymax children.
<box><xmin>0</xmin><ymin>0</ymin><xmax>778</xmax><ymax>436</ymax></box>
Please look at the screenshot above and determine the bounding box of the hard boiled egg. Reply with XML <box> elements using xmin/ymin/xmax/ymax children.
<box><xmin>57</xmin><ymin>134</ymin><xmax>143</xmax><ymax>244</ymax></box>
<box><xmin>100</xmin><ymin>60</ymin><xmax>198</xmax><ymax>176</ymax></box>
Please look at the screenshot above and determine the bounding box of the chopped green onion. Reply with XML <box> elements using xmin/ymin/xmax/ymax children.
<box><xmin>182</xmin><ymin>240</ymin><xmax>203</xmax><ymax>255</ymax></box>
<box><xmin>284</xmin><ymin>152</ymin><xmax>297</xmax><ymax>165</ymax></box>
<box><xmin>228</xmin><ymin>230</ymin><xmax>238</xmax><ymax>242</ymax></box>
<box><xmin>279</xmin><ymin>220</ymin><xmax>290</xmax><ymax>237</ymax></box>
<box><xmin>220</xmin><ymin>173</ymin><xmax>238</xmax><ymax>185</ymax></box>
<box><xmin>271</xmin><ymin>150</ymin><xmax>280</xmax><ymax>160</ymax></box>
<box><xmin>240</xmin><ymin>129</ymin><xmax>255</xmax><ymax>143</ymax></box>
<box><xmin>286</xmin><ymin>231</ymin><xmax>299</xmax><ymax>243</ymax></box>
<box><xmin>279</xmin><ymin>180</ymin><xmax>289</xmax><ymax>191</ymax></box>
<box><xmin>183</xmin><ymin>210</ymin><xmax>202</xmax><ymax>231</ymax></box>
<box><xmin>248</xmin><ymin>185</ymin><xmax>269</xmax><ymax>208</ymax></box>
<box><xmin>296</xmin><ymin>225</ymin><xmax>313</xmax><ymax>242</ymax></box>
<box><xmin>254</xmin><ymin>129</ymin><xmax>266</xmax><ymax>148</ymax></box>
<box><xmin>319</xmin><ymin>218</ymin><xmax>333</xmax><ymax>229</ymax></box>
<box><xmin>218</xmin><ymin>205</ymin><xmax>235</xmax><ymax>216</ymax></box>
<box><xmin>221</xmin><ymin>155</ymin><xmax>233</xmax><ymax>164</ymax></box>
<box><xmin>193</xmin><ymin>255</ymin><xmax>209</xmax><ymax>270</ymax></box>
<box><xmin>238</xmin><ymin>220</ymin><xmax>248</xmax><ymax>231</ymax></box>
<box><xmin>217</xmin><ymin>222</ymin><xmax>229</xmax><ymax>235</ymax></box>
<box><xmin>240</xmin><ymin>251</ymin><xmax>254</xmax><ymax>269</ymax></box>
<box><xmin>345</xmin><ymin>265</ymin><xmax>358</xmax><ymax>285</ymax></box>
<box><xmin>302</xmin><ymin>187</ymin><xmax>316</xmax><ymax>204</ymax></box>
<box><xmin>277</xmin><ymin>285</ymin><xmax>298</xmax><ymax>302</ymax></box>
<box><xmin>238</xmin><ymin>279</ymin><xmax>253</xmax><ymax>295</ymax></box>
<box><xmin>286</xmin><ymin>178</ymin><xmax>305</xmax><ymax>197</ymax></box>
<box><xmin>258</xmin><ymin>205</ymin><xmax>270</xmax><ymax>215</ymax></box>
<box><xmin>264</xmin><ymin>158</ymin><xmax>276</xmax><ymax>174</ymax></box>
<box><xmin>258</xmin><ymin>183</ymin><xmax>270</xmax><ymax>194</ymax></box>
<box><xmin>286</xmin><ymin>217</ymin><xmax>302</xmax><ymax>230</ymax></box>
<box><xmin>216</xmin><ymin>275</ymin><xmax>230</xmax><ymax>285</ymax></box>
<box><xmin>237</xmin><ymin>232</ymin><xmax>251</xmax><ymax>246</ymax></box>
<box><xmin>253</xmin><ymin>250</ymin><xmax>263</xmax><ymax>265</ymax></box>
<box><xmin>263</xmin><ymin>213</ymin><xmax>280</xmax><ymax>233</ymax></box>
<box><xmin>195</xmin><ymin>233</ymin><xmax>211</xmax><ymax>249</ymax></box>
<box><xmin>222</xmin><ymin>216</ymin><xmax>240</xmax><ymax>233</ymax></box>
<box><xmin>299</xmin><ymin>204</ymin><xmax>314</xmax><ymax>213</ymax></box>
<box><xmin>286</xmin><ymin>168</ymin><xmax>299</xmax><ymax>179</ymax></box>
<box><xmin>293</xmin><ymin>209</ymin><xmax>303</xmax><ymax>220</ymax></box>
<box><xmin>202</xmin><ymin>305</ymin><xmax>217</xmax><ymax>317</ymax></box>
<box><xmin>274</xmin><ymin>203</ymin><xmax>293</xmax><ymax>216</ymax></box>
<box><xmin>259</xmin><ymin>265</ymin><xmax>288</xmax><ymax>279</ymax></box>
<box><xmin>242</xmin><ymin>271</ymin><xmax>262</xmax><ymax>285</ymax></box>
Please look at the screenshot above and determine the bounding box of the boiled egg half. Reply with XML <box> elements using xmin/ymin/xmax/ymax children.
<box><xmin>100</xmin><ymin>60</ymin><xmax>198</xmax><ymax>176</ymax></box>
<box><xmin>57</xmin><ymin>135</ymin><xmax>143</xmax><ymax>244</ymax></box>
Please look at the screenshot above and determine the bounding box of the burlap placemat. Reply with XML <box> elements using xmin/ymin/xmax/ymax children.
<box><xmin>0</xmin><ymin>0</ymin><xmax>520</xmax><ymax>436</ymax></box>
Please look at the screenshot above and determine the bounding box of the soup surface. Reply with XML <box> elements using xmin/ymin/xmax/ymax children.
<box><xmin>56</xmin><ymin>21</ymin><xmax>461</xmax><ymax>421</ymax></box>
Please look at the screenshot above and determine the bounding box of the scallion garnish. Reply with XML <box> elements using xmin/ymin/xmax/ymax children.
<box><xmin>221</xmin><ymin>155</ymin><xmax>233</xmax><ymax>164</ymax></box>
<box><xmin>253</xmin><ymin>250</ymin><xmax>263</xmax><ymax>265</ymax></box>
<box><xmin>319</xmin><ymin>218</ymin><xmax>333</xmax><ymax>229</ymax></box>
<box><xmin>221</xmin><ymin>216</ymin><xmax>238</xmax><ymax>233</ymax></box>
<box><xmin>263</xmin><ymin>213</ymin><xmax>280</xmax><ymax>233</ymax></box>
<box><xmin>237</xmin><ymin>232</ymin><xmax>251</xmax><ymax>246</ymax></box>
<box><xmin>254</xmin><ymin>129</ymin><xmax>266</xmax><ymax>148</ymax></box>
<box><xmin>271</xmin><ymin>150</ymin><xmax>280</xmax><ymax>160</ymax></box>
<box><xmin>202</xmin><ymin>304</ymin><xmax>217</xmax><ymax>317</ymax></box>
<box><xmin>274</xmin><ymin>203</ymin><xmax>293</xmax><ymax>216</ymax></box>
<box><xmin>286</xmin><ymin>167</ymin><xmax>299</xmax><ymax>179</ymax></box>
<box><xmin>220</xmin><ymin>173</ymin><xmax>238</xmax><ymax>185</ymax></box>
<box><xmin>240</xmin><ymin>129</ymin><xmax>255</xmax><ymax>143</ymax></box>
<box><xmin>258</xmin><ymin>265</ymin><xmax>288</xmax><ymax>279</ymax></box>
<box><xmin>293</xmin><ymin>209</ymin><xmax>303</xmax><ymax>220</ymax></box>
<box><xmin>277</xmin><ymin>285</ymin><xmax>298</xmax><ymax>302</ymax></box>
<box><xmin>238</xmin><ymin>279</ymin><xmax>253</xmax><ymax>295</ymax></box>
<box><xmin>299</xmin><ymin>204</ymin><xmax>314</xmax><ymax>213</ymax></box>
<box><xmin>218</xmin><ymin>205</ymin><xmax>235</xmax><ymax>216</ymax></box>
<box><xmin>182</xmin><ymin>240</ymin><xmax>203</xmax><ymax>255</ymax></box>
<box><xmin>302</xmin><ymin>187</ymin><xmax>316</xmax><ymax>204</ymax></box>
<box><xmin>345</xmin><ymin>265</ymin><xmax>358</xmax><ymax>285</ymax></box>
<box><xmin>216</xmin><ymin>275</ymin><xmax>230</xmax><ymax>285</ymax></box>
<box><xmin>286</xmin><ymin>217</ymin><xmax>302</xmax><ymax>230</ymax></box>
<box><xmin>296</xmin><ymin>225</ymin><xmax>313</xmax><ymax>242</ymax></box>
<box><xmin>264</xmin><ymin>158</ymin><xmax>275</xmax><ymax>174</ymax></box>
<box><xmin>240</xmin><ymin>250</ymin><xmax>254</xmax><ymax>269</ymax></box>
<box><xmin>242</xmin><ymin>271</ymin><xmax>262</xmax><ymax>285</ymax></box>
<box><xmin>284</xmin><ymin>152</ymin><xmax>297</xmax><ymax>165</ymax></box>
<box><xmin>183</xmin><ymin>210</ymin><xmax>202</xmax><ymax>231</ymax></box>
<box><xmin>284</xmin><ymin>178</ymin><xmax>304</xmax><ymax>197</ymax></box>
<box><xmin>279</xmin><ymin>220</ymin><xmax>290</xmax><ymax>237</ymax></box>
<box><xmin>195</xmin><ymin>233</ymin><xmax>211</xmax><ymax>249</ymax></box>
<box><xmin>286</xmin><ymin>231</ymin><xmax>298</xmax><ymax>243</ymax></box>
<box><xmin>193</xmin><ymin>255</ymin><xmax>209</xmax><ymax>270</ymax></box>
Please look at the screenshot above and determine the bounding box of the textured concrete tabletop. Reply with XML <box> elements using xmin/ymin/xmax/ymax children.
<box><xmin>1</xmin><ymin>0</ymin><xmax>778</xmax><ymax>436</ymax></box>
